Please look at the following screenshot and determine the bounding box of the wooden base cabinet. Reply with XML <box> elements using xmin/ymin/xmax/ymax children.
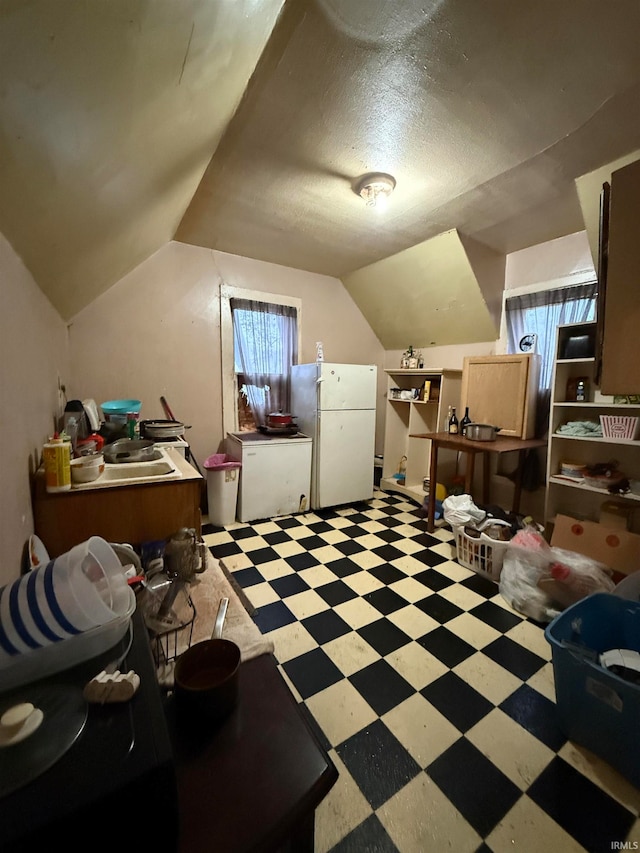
<box><xmin>33</xmin><ymin>450</ymin><xmax>203</xmax><ymax>557</ymax></box>
<box><xmin>380</xmin><ymin>368</ymin><xmax>461</xmax><ymax>504</ymax></box>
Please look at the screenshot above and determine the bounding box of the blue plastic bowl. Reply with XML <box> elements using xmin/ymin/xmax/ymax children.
<box><xmin>100</xmin><ymin>399</ymin><xmax>142</xmax><ymax>417</ymax></box>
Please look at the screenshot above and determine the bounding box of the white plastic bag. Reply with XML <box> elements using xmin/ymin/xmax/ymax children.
<box><xmin>442</xmin><ymin>494</ymin><xmax>486</xmax><ymax>528</ymax></box>
<box><xmin>499</xmin><ymin>525</ymin><xmax>614</xmax><ymax>621</ymax></box>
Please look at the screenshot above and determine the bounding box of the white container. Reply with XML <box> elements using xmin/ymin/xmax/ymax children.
<box><xmin>43</xmin><ymin>436</ymin><xmax>71</xmax><ymax>493</ymax></box>
<box><xmin>599</xmin><ymin>414</ymin><xmax>640</xmax><ymax>440</ymax></box>
<box><xmin>70</xmin><ymin>452</ymin><xmax>105</xmax><ymax>484</ymax></box>
<box><xmin>0</xmin><ymin>537</ymin><xmax>129</xmax><ymax>659</ymax></box>
<box><xmin>204</xmin><ymin>454</ymin><xmax>242</xmax><ymax>526</ymax></box>
<box><xmin>0</xmin><ymin>589</ymin><xmax>135</xmax><ymax>693</ymax></box>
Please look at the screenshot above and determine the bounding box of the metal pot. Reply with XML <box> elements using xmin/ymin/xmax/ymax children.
<box><xmin>140</xmin><ymin>419</ymin><xmax>186</xmax><ymax>439</ymax></box>
<box><xmin>267</xmin><ymin>412</ymin><xmax>296</xmax><ymax>427</ymax></box>
<box><xmin>465</xmin><ymin>423</ymin><xmax>501</xmax><ymax>441</ymax></box>
<box><xmin>173</xmin><ymin>598</ymin><xmax>241</xmax><ymax>728</ymax></box>
<box><xmin>103</xmin><ymin>438</ymin><xmax>156</xmax><ymax>463</ymax></box>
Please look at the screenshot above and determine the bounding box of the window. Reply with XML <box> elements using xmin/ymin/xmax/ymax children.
<box><xmin>504</xmin><ymin>281</ymin><xmax>597</xmax><ymax>439</ymax></box>
<box><xmin>505</xmin><ymin>282</ymin><xmax>597</xmax><ymax>392</ymax></box>
<box><xmin>220</xmin><ymin>286</ymin><xmax>301</xmax><ymax>435</ymax></box>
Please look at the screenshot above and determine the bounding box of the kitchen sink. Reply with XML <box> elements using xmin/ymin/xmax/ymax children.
<box><xmin>101</xmin><ymin>460</ymin><xmax>176</xmax><ymax>482</ymax></box>
<box><xmin>71</xmin><ymin>450</ymin><xmax>181</xmax><ymax>489</ymax></box>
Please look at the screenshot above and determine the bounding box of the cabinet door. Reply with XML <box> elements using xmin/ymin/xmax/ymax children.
<box><xmin>460</xmin><ymin>355</ymin><xmax>539</xmax><ymax>438</ymax></box>
<box><xmin>601</xmin><ymin>159</ymin><xmax>640</xmax><ymax>394</ymax></box>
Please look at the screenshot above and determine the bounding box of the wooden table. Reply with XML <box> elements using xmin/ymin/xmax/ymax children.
<box><xmin>165</xmin><ymin>653</ymin><xmax>338</xmax><ymax>853</ymax></box>
<box><xmin>410</xmin><ymin>431</ymin><xmax>547</xmax><ymax>532</ymax></box>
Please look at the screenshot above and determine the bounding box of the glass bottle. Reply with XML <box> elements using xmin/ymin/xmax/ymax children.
<box><xmin>460</xmin><ymin>407</ymin><xmax>471</xmax><ymax>436</ymax></box>
<box><xmin>448</xmin><ymin>407</ymin><xmax>459</xmax><ymax>434</ymax></box>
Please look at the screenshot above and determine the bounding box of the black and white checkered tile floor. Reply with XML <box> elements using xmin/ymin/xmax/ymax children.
<box><xmin>203</xmin><ymin>489</ymin><xmax>640</xmax><ymax>853</ymax></box>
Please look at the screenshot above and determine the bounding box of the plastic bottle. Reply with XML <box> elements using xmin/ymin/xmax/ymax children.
<box><xmin>43</xmin><ymin>433</ymin><xmax>71</xmax><ymax>493</ymax></box>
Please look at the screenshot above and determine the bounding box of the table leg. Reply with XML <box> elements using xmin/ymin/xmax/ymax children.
<box><xmin>463</xmin><ymin>452</ymin><xmax>475</xmax><ymax>496</ymax></box>
<box><xmin>427</xmin><ymin>441</ymin><xmax>439</xmax><ymax>532</ymax></box>
<box><xmin>482</xmin><ymin>452</ymin><xmax>491</xmax><ymax>505</ymax></box>
<box><xmin>512</xmin><ymin>450</ymin><xmax>525</xmax><ymax>514</ymax></box>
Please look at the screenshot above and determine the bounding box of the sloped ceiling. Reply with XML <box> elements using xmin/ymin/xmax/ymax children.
<box><xmin>2</xmin><ymin>0</ymin><xmax>640</xmax><ymax>344</ymax></box>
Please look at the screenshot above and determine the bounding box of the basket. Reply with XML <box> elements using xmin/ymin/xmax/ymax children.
<box><xmin>599</xmin><ymin>414</ymin><xmax>640</xmax><ymax>440</ymax></box>
<box><xmin>453</xmin><ymin>526</ymin><xmax>510</xmax><ymax>581</ymax></box>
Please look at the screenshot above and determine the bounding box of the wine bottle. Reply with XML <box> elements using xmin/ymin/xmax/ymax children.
<box><xmin>460</xmin><ymin>407</ymin><xmax>471</xmax><ymax>437</ymax></box>
<box><xmin>448</xmin><ymin>406</ymin><xmax>459</xmax><ymax>434</ymax></box>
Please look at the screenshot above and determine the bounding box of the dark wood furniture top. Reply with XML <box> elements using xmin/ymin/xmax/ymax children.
<box><xmin>410</xmin><ymin>431</ymin><xmax>547</xmax><ymax>531</ymax></box>
<box><xmin>165</xmin><ymin>653</ymin><xmax>338</xmax><ymax>853</ymax></box>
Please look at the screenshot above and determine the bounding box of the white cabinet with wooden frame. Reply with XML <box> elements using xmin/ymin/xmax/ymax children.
<box><xmin>380</xmin><ymin>368</ymin><xmax>461</xmax><ymax>504</ymax></box>
<box><xmin>460</xmin><ymin>354</ymin><xmax>539</xmax><ymax>439</ymax></box>
<box><xmin>545</xmin><ymin>321</ymin><xmax>640</xmax><ymax>533</ymax></box>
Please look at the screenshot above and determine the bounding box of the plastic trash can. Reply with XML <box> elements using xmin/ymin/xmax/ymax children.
<box><xmin>204</xmin><ymin>454</ymin><xmax>242</xmax><ymax>527</ymax></box>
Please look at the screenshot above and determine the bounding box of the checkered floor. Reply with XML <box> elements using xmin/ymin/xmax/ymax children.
<box><xmin>203</xmin><ymin>490</ymin><xmax>640</xmax><ymax>853</ymax></box>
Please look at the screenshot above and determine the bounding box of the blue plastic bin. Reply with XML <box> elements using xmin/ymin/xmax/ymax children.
<box><xmin>545</xmin><ymin>593</ymin><xmax>640</xmax><ymax>786</ymax></box>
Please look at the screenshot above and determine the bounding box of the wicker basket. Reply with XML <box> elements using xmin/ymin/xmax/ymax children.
<box><xmin>453</xmin><ymin>526</ymin><xmax>510</xmax><ymax>582</ymax></box>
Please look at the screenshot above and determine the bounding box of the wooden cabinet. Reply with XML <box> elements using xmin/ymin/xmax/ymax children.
<box><xmin>460</xmin><ymin>354</ymin><xmax>539</xmax><ymax>438</ymax></box>
<box><xmin>380</xmin><ymin>368</ymin><xmax>461</xmax><ymax>504</ymax></box>
<box><xmin>600</xmin><ymin>158</ymin><xmax>640</xmax><ymax>394</ymax></box>
<box><xmin>33</xmin><ymin>449</ymin><xmax>203</xmax><ymax>557</ymax></box>
<box><xmin>545</xmin><ymin>321</ymin><xmax>640</xmax><ymax>533</ymax></box>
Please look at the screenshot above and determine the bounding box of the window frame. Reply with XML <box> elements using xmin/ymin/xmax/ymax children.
<box><xmin>220</xmin><ymin>284</ymin><xmax>302</xmax><ymax>436</ymax></box>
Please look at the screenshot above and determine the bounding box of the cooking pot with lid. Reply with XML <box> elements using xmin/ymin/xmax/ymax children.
<box><xmin>266</xmin><ymin>412</ymin><xmax>296</xmax><ymax>427</ymax></box>
<box><xmin>466</xmin><ymin>423</ymin><xmax>501</xmax><ymax>441</ymax></box>
<box><xmin>140</xmin><ymin>419</ymin><xmax>187</xmax><ymax>439</ymax></box>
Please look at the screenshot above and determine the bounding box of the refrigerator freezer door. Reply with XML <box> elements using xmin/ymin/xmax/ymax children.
<box><xmin>317</xmin><ymin>364</ymin><xmax>377</xmax><ymax>411</ymax></box>
<box><xmin>315</xmin><ymin>408</ymin><xmax>375</xmax><ymax>507</ymax></box>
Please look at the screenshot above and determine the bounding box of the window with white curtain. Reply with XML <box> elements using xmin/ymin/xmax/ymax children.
<box><xmin>505</xmin><ymin>282</ymin><xmax>598</xmax><ymax>395</ymax></box>
<box><xmin>220</xmin><ymin>285</ymin><xmax>302</xmax><ymax>435</ymax></box>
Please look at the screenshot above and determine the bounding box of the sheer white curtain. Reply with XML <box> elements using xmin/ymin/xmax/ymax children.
<box><xmin>230</xmin><ymin>298</ymin><xmax>298</xmax><ymax>427</ymax></box>
<box><xmin>505</xmin><ymin>282</ymin><xmax>598</xmax><ymax>394</ymax></box>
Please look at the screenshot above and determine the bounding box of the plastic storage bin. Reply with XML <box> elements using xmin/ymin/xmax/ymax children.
<box><xmin>545</xmin><ymin>592</ymin><xmax>640</xmax><ymax>787</ymax></box>
<box><xmin>453</xmin><ymin>526</ymin><xmax>509</xmax><ymax>581</ymax></box>
<box><xmin>204</xmin><ymin>454</ymin><xmax>242</xmax><ymax>527</ymax></box>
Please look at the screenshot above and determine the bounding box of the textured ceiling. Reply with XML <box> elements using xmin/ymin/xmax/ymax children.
<box><xmin>2</xmin><ymin>0</ymin><xmax>640</xmax><ymax>343</ymax></box>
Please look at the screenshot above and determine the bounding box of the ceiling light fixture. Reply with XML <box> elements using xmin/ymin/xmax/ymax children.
<box><xmin>355</xmin><ymin>172</ymin><xmax>396</xmax><ymax>208</ymax></box>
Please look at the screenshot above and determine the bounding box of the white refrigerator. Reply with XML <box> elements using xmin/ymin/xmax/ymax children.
<box><xmin>291</xmin><ymin>363</ymin><xmax>377</xmax><ymax>509</ymax></box>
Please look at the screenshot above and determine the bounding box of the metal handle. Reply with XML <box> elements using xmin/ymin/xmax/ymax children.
<box><xmin>212</xmin><ymin>598</ymin><xmax>229</xmax><ymax>639</ymax></box>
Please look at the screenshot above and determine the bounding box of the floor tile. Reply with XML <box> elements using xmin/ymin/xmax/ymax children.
<box><xmin>349</xmin><ymin>658</ymin><xmax>415</xmax><ymax>716</ymax></box>
<box><xmin>222</xmin><ymin>489</ymin><xmax>638</xmax><ymax>852</ymax></box>
<box><xmin>427</xmin><ymin>737</ymin><xmax>522</xmax><ymax>838</ymax></box>
<box><xmin>337</xmin><ymin>719</ymin><xmax>422</xmax><ymax>810</ymax></box>
<box><xmin>421</xmin><ymin>671</ymin><xmax>494</xmax><ymax>733</ymax></box>
<box><xmin>527</xmin><ymin>756</ymin><xmax>636</xmax><ymax>851</ymax></box>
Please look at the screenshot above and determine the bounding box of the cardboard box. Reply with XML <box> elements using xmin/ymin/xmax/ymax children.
<box><xmin>551</xmin><ymin>514</ymin><xmax>640</xmax><ymax>576</ymax></box>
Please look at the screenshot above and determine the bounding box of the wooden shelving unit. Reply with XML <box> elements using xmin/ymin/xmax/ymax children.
<box><xmin>545</xmin><ymin>321</ymin><xmax>640</xmax><ymax>532</ymax></box>
<box><xmin>380</xmin><ymin>368</ymin><xmax>462</xmax><ymax>504</ymax></box>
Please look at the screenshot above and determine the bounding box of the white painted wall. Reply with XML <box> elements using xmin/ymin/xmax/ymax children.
<box><xmin>0</xmin><ymin>234</ymin><xmax>70</xmax><ymax>583</ymax></box>
<box><xmin>69</xmin><ymin>242</ymin><xmax>387</xmax><ymax>470</ymax></box>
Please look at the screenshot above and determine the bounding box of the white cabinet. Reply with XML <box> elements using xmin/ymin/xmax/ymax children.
<box><xmin>380</xmin><ymin>368</ymin><xmax>462</xmax><ymax>504</ymax></box>
<box><xmin>226</xmin><ymin>432</ymin><xmax>312</xmax><ymax>522</ymax></box>
<box><xmin>545</xmin><ymin>321</ymin><xmax>640</xmax><ymax>533</ymax></box>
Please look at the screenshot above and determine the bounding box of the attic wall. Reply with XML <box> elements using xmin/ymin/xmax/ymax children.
<box><xmin>68</xmin><ymin>241</ymin><xmax>387</xmax><ymax>468</ymax></box>
<box><xmin>0</xmin><ymin>234</ymin><xmax>70</xmax><ymax>583</ymax></box>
